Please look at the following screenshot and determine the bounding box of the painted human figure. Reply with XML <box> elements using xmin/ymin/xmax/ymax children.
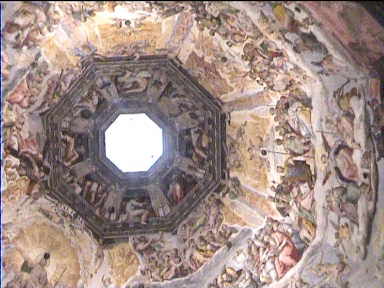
<box><xmin>28</xmin><ymin>253</ymin><xmax>51</xmax><ymax>288</ymax></box>
<box><xmin>334</xmin><ymin>145</ymin><xmax>361</xmax><ymax>184</ymax></box>
<box><xmin>259</xmin><ymin>255</ymin><xmax>278</xmax><ymax>284</ymax></box>
<box><xmin>275</xmin><ymin>133</ymin><xmax>311</xmax><ymax>156</ymax></box>
<box><xmin>115</xmin><ymin>70</ymin><xmax>151</xmax><ymax>94</ymax></box>
<box><xmin>277</xmin><ymin>158</ymin><xmax>313</xmax><ymax>189</ymax></box>
<box><xmin>7</xmin><ymin>252</ymin><xmax>51</xmax><ymax>288</ymax></box>
<box><xmin>132</xmin><ymin>235</ymin><xmax>162</xmax><ymax>262</ymax></box>
<box><xmin>183</xmin><ymin>238</ymin><xmax>208</xmax><ymax>271</ymax></box>
<box><xmin>93</xmin><ymin>190</ymin><xmax>108</xmax><ymax>216</ymax></box>
<box><xmin>126</xmin><ymin>198</ymin><xmax>151</xmax><ymax>224</ymax></box>
<box><xmin>94</xmin><ymin>75</ymin><xmax>118</xmax><ymax>101</ymax></box>
<box><xmin>67</xmin><ymin>176</ymin><xmax>83</xmax><ymax>196</ymax></box>
<box><xmin>174</xmin><ymin>154</ymin><xmax>205</xmax><ymax>179</ymax></box>
<box><xmin>246</xmin><ymin>239</ymin><xmax>262</xmax><ymax>275</ymax></box>
<box><xmin>102</xmin><ymin>184</ymin><xmax>122</xmax><ymax>221</ymax></box>
<box><xmin>160</xmin><ymin>249</ymin><xmax>184</xmax><ymax>280</ymax></box>
<box><xmin>270</xmin><ymin>183</ymin><xmax>292</xmax><ymax>217</ymax></box>
<box><xmin>66</xmin><ymin>109</ymin><xmax>94</xmax><ymax>136</ymax></box>
<box><xmin>287</xmin><ymin>101</ymin><xmax>312</xmax><ymax>138</ymax></box>
<box><xmin>147</xmin><ymin>184</ymin><xmax>171</xmax><ymax>217</ymax></box>
<box><xmin>190</xmin><ymin>126</ymin><xmax>210</xmax><ymax>160</ymax></box>
<box><xmin>69</xmin><ymin>159</ymin><xmax>96</xmax><ymax>179</ymax></box>
<box><xmin>195</xmin><ymin>235</ymin><xmax>220</xmax><ymax>258</ymax></box>
<box><xmin>168</xmin><ymin>174</ymin><xmax>185</xmax><ymax>205</ymax></box>
<box><xmin>267</xmin><ymin>227</ymin><xmax>300</xmax><ymax>279</ymax></box>
<box><xmin>175</xmin><ymin>111</ymin><xmax>204</xmax><ymax>131</ymax></box>
<box><xmin>217</xmin><ymin>267</ymin><xmax>241</xmax><ymax>288</ymax></box>
<box><xmin>62</xmin><ymin>134</ymin><xmax>79</xmax><ymax>167</ymax></box>
<box><xmin>147</xmin><ymin>69</ymin><xmax>168</xmax><ymax>102</ymax></box>
<box><xmin>83</xmin><ymin>180</ymin><xmax>101</xmax><ymax>201</ymax></box>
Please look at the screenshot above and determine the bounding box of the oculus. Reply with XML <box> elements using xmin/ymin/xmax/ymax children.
<box><xmin>104</xmin><ymin>113</ymin><xmax>163</xmax><ymax>172</ymax></box>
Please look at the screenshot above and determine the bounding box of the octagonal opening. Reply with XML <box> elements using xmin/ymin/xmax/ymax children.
<box><xmin>105</xmin><ymin>113</ymin><xmax>163</xmax><ymax>172</ymax></box>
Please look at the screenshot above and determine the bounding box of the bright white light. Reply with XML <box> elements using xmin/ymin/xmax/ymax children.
<box><xmin>105</xmin><ymin>114</ymin><xmax>163</xmax><ymax>172</ymax></box>
<box><xmin>113</xmin><ymin>5</ymin><xmax>130</xmax><ymax>19</ymax></box>
<box><xmin>113</xmin><ymin>5</ymin><xmax>151</xmax><ymax>20</ymax></box>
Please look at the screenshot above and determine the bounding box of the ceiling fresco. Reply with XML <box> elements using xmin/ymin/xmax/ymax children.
<box><xmin>42</xmin><ymin>55</ymin><xmax>226</xmax><ymax>241</ymax></box>
<box><xmin>1</xmin><ymin>1</ymin><xmax>383</xmax><ymax>288</ymax></box>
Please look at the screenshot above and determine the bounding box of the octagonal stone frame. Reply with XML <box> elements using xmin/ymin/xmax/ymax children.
<box><xmin>43</xmin><ymin>55</ymin><xmax>228</xmax><ymax>244</ymax></box>
<box><xmin>92</xmin><ymin>99</ymin><xmax>177</xmax><ymax>186</ymax></box>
